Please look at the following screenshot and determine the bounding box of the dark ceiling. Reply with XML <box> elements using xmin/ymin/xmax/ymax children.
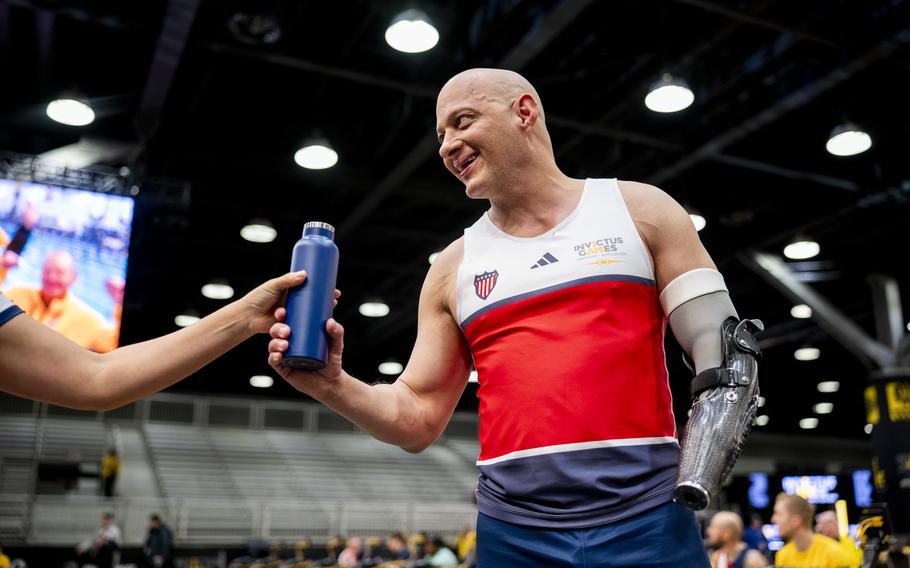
<box><xmin>1</xmin><ymin>0</ymin><xmax>909</xmax><ymax>440</ymax></box>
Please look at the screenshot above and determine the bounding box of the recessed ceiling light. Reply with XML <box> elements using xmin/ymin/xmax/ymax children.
<box><xmin>799</xmin><ymin>417</ymin><xmax>819</xmax><ymax>429</ymax></box>
<box><xmin>791</xmin><ymin>304</ymin><xmax>812</xmax><ymax>319</ymax></box>
<box><xmin>359</xmin><ymin>302</ymin><xmax>390</xmax><ymax>317</ymax></box>
<box><xmin>202</xmin><ymin>280</ymin><xmax>234</xmax><ymax>300</ymax></box>
<box><xmin>817</xmin><ymin>381</ymin><xmax>840</xmax><ymax>393</ymax></box>
<box><xmin>428</xmin><ymin>252</ymin><xmax>440</xmax><ymax>264</ymax></box>
<box><xmin>47</xmin><ymin>99</ymin><xmax>95</xmax><ymax>126</ymax></box>
<box><xmin>385</xmin><ymin>9</ymin><xmax>439</xmax><ymax>53</ymax></box>
<box><xmin>755</xmin><ymin>415</ymin><xmax>769</xmax><ymax>426</ymax></box>
<box><xmin>794</xmin><ymin>347</ymin><xmax>820</xmax><ymax>361</ymax></box>
<box><xmin>784</xmin><ymin>240</ymin><xmax>820</xmax><ymax>260</ymax></box>
<box><xmin>378</xmin><ymin>361</ymin><xmax>404</xmax><ymax>375</ymax></box>
<box><xmin>645</xmin><ymin>74</ymin><xmax>694</xmax><ymax>113</ymax></box>
<box><xmin>294</xmin><ymin>142</ymin><xmax>338</xmax><ymax>170</ymax></box>
<box><xmin>757</xmin><ymin>396</ymin><xmax>766</xmax><ymax>408</ymax></box>
<box><xmin>174</xmin><ymin>313</ymin><xmax>200</xmax><ymax>327</ymax></box>
<box><xmin>826</xmin><ymin>123</ymin><xmax>872</xmax><ymax>157</ymax></box>
<box><xmin>813</xmin><ymin>402</ymin><xmax>834</xmax><ymax>414</ymax></box>
<box><xmin>689</xmin><ymin>213</ymin><xmax>706</xmax><ymax>232</ymax></box>
<box><xmin>250</xmin><ymin>375</ymin><xmax>274</xmax><ymax>388</ymax></box>
<box><xmin>864</xmin><ymin>423</ymin><xmax>873</xmax><ymax>434</ymax></box>
<box><xmin>241</xmin><ymin>219</ymin><xmax>277</xmax><ymax>243</ymax></box>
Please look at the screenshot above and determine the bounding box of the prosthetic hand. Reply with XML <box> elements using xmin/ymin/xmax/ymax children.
<box><xmin>660</xmin><ymin>268</ymin><xmax>764</xmax><ymax>511</ymax></box>
<box><xmin>674</xmin><ymin>316</ymin><xmax>763</xmax><ymax>510</ymax></box>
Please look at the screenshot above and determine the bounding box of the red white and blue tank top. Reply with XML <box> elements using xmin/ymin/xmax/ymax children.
<box><xmin>456</xmin><ymin>178</ymin><xmax>678</xmax><ymax>528</ymax></box>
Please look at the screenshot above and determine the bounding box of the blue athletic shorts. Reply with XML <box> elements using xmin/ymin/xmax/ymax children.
<box><xmin>476</xmin><ymin>501</ymin><xmax>710</xmax><ymax>567</ymax></box>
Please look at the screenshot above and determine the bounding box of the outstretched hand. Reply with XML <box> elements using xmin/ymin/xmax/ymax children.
<box><xmin>243</xmin><ymin>271</ymin><xmax>340</xmax><ymax>334</ymax></box>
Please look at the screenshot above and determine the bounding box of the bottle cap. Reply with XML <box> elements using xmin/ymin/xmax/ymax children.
<box><xmin>303</xmin><ymin>221</ymin><xmax>335</xmax><ymax>234</ymax></box>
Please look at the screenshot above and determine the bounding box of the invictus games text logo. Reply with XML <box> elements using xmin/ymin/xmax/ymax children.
<box><xmin>574</xmin><ymin>237</ymin><xmax>624</xmax><ymax>259</ymax></box>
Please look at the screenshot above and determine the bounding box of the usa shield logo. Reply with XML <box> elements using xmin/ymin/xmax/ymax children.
<box><xmin>474</xmin><ymin>270</ymin><xmax>499</xmax><ymax>300</ymax></box>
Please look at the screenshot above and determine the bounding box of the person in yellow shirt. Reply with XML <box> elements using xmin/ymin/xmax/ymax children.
<box><xmin>0</xmin><ymin>542</ymin><xmax>10</xmax><ymax>568</ymax></box>
<box><xmin>5</xmin><ymin>251</ymin><xmax>118</xmax><ymax>352</ymax></box>
<box><xmin>772</xmin><ymin>493</ymin><xmax>852</xmax><ymax>568</ymax></box>
<box><xmin>815</xmin><ymin>511</ymin><xmax>861</xmax><ymax>568</ymax></box>
<box><xmin>100</xmin><ymin>449</ymin><xmax>121</xmax><ymax>497</ymax></box>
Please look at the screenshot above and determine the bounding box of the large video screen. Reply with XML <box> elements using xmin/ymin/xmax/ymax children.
<box><xmin>0</xmin><ymin>178</ymin><xmax>134</xmax><ymax>352</ymax></box>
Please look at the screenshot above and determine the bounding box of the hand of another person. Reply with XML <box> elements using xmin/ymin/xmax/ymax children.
<box><xmin>243</xmin><ymin>271</ymin><xmax>340</xmax><ymax>334</ymax></box>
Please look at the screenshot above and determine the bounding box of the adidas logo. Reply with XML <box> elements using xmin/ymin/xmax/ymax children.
<box><xmin>530</xmin><ymin>252</ymin><xmax>559</xmax><ymax>269</ymax></box>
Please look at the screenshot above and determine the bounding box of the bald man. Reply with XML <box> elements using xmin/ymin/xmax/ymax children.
<box><xmin>269</xmin><ymin>68</ymin><xmax>759</xmax><ymax>566</ymax></box>
<box><xmin>707</xmin><ymin>512</ymin><xmax>766</xmax><ymax>568</ymax></box>
<box><xmin>815</xmin><ymin>511</ymin><xmax>860</xmax><ymax>568</ymax></box>
<box><xmin>5</xmin><ymin>251</ymin><xmax>116</xmax><ymax>352</ymax></box>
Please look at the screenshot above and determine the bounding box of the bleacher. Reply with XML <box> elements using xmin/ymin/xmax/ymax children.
<box><xmin>0</xmin><ymin>392</ymin><xmax>481</xmax><ymax>546</ymax></box>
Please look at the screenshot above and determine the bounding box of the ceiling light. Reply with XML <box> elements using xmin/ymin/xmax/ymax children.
<box><xmin>241</xmin><ymin>219</ymin><xmax>277</xmax><ymax>243</ymax></box>
<box><xmin>755</xmin><ymin>415</ymin><xmax>769</xmax><ymax>426</ymax></box>
<box><xmin>784</xmin><ymin>239</ymin><xmax>820</xmax><ymax>260</ymax></box>
<box><xmin>47</xmin><ymin>99</ymin><xmax>95</xmax><ymax>126</ymax></box>
<box><xmin>689</xmin><ymin>213</ymin><xmax>706</xmax><ymax>232</ymax></box>
<box><xmin>799</xmin><ymin>417</ymin><xmax>819</xmax><ymax>429</ymax></box>
<box><xmin>645</xmin><ymin>74</ymin><xmax>694</xmax><ymax>113</ymax></box>
<box><xmin>428</xmin><ymin>252</ymin><xmax>440</xmax><ymax>264</ymax></box>
<box><xmin>813</xmin><ymin>402</ymin><xmax>834</xmax><ymax>414</ymax></box>
<box><xmin>826</xmin><ymin>123</ymin><xmax>872</xmax><ymax>157</ymax></box>
<box><xmin>378</xmin><ymin>361</ymin><xmax>404</xmax><ymax>375</ymax></box>
<box><xmin>864</xmin><ymin>424</ymin><xmax>873</xmax><ymax>434</ymax></box>
<box><xmin>794</xmin><ymin>347</ymin><xmax>820</xmax><ymax>361</ymax></box>
<box><xmin>817</xmin><ymin>381</ymin><xmax>840</xmax><ymax>393</ymax></box>
<box><xmin>250</xmin><ymin>375</ymin><xmax>274</xmax><ymax>388</ymax></box>
<box><xmin>174</xmin><ymin>313</ymin><xmax>200</xmax><ymax>327</ymax></box>
<box><xmin>385</xmin><ymin>9</ymin><xmax>439</xmax><ymax>53</ymax></box>
<box><xmin>228</xmin><ymin>12</ymin><xmax>282</xmax><ymax>46</ymax></box>
<box><xmin>359</xmin><ymin>302</ymin><xmax>390</xmax><ymax>317</ymax></box>
<box><xmin>791</xmin><ymin>304</ymin><xmax>812</xmax><ymax>319</ymax></box>
<box><xmin>757</xmin><ymin>396</ymin><xmax>766</xmax><ymax>408</ymax></box>
<box><xmin>202</xmin><ymin>280</ymin><xmax>234</xmax><ymax>300</ymax></box>
<box><xmin>294</xmin><ymin>141</ymin><xmax>338</xmax><ymax>170</ymax></box>
<box><xmin>469</xmin><ymin>370</ymin><xmax>478</xmax><ymax>383</ymax></box>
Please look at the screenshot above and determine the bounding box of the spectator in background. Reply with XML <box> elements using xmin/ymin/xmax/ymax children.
<box><xmin>743</xmin><ymin>515</ymin><xmax>769</xmax><ymax>554</ymax></box>
<box><xmin>772</xmin><ymin>494</ymin><xmax>851</xmax><ymax>568</ymax></box>
<box><xmin>385</xmin><ymin>531</ymin><xmax>411</xmax><ymax>561</ymax></box>
<box><xmin>0</xmin><ymin>541</ymin><xmax>10</xmax><ymax>568</ymax></box>
<box><xmin>337</xmin><ymin>537</ymin><xmax>362</xmax><ymax>568</ymax></box>
<box><xmin>100</xmin><ymin>449</ymin><xmax>120</xmax><ymax>497</ymax></box>
<box><xmin>454</xmin><ymin>525</ymin><xmax>475</xmax><ymax>562</ymax></box>
<box><xmin>5</xmin><ymin>251</ymin><xmax>118</xmax><ymax>352</ymax></box>
<box><xmin>76</xmin><ymin>512</ymin><xmax>121</xmax><ymax>568</ymax></box>
<box><xmin>815</xmin><ymin>510</ymin><xmax>860</xmax><ymax>568</ymax></box>
<box><xmin>424</xmin><ymin>536</ymin><xmax>457</xmax><ymax>568</ymax></box>
<box><xmin>143</xmin><ymin>513</ymin><xmax>173</xmax><ymax>568</ymax></box>
<box><xmin>706</xmin><ymin>511</ymin><xmax>766</xmax><ymax>568</ymax></box>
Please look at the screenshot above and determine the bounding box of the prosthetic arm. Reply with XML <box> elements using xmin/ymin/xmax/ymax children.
<box><xmin>661</xmin><ymin>268</ymin><xmax>764</xmax><ymax>511</ymax></box>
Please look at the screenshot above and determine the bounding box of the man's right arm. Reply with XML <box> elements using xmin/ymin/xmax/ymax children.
<box><xmin>269</xmin><ymin>241</ymin><xmax>473</xmax><ymax>453</ymax></box>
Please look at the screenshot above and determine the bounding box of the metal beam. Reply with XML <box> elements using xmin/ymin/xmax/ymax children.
<box><xmin>868</xmin><ymin>274</ymin><xmax>905</xmax><ymax>352</ymax></box>
<box><xmin>137</xmin><ymin>0</ymin><xmax>200</xmax><ymax>139</ymax></box>
<box><xmin>742</xmin><ymin>252</ymin><xmax>895</xmax><ymax>369</ymax></box>
<box><xmin>649</xmin><ymin>26</ymin><xmax>910</xmax><ymax>185</ymax></box>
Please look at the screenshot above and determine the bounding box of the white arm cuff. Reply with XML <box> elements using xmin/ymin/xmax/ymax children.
<box><xmin>659</xmin><ymin>268</ymin><xmax>728</xmax><ymax>316</ymax></box>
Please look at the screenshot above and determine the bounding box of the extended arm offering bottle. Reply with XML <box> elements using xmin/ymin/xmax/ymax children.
<box><xmin>284</xmin><ymin>222</ymin><xmax>339</xmax><ymax>370</ymax></box>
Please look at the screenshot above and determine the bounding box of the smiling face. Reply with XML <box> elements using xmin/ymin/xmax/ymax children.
<box><xmin>41</xmin><ymin>251</ymin><xmax>77</xmax><ymax>301</ymax></box>
<box><xmin>435</xmin><ymin>69</ymin><xmax>545</xmax><ymax>199</ymax></box>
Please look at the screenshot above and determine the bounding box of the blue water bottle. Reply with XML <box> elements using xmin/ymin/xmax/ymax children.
<box><xmin>284</xmin><ymin>221</ymin><xmax>339</xmax><ymax>370</ymax></box>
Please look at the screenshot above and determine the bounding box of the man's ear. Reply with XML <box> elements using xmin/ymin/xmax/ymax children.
<box><xmin>515</xmin><ymin>93</ymin><xmax>540</xmax><ymax>129</ymax></box>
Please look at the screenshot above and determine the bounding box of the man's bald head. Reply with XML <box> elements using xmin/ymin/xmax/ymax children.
<box><xmin>815</xmin><ymin>510</ymin><xmax>839</xmax><ymax>539</ymax></box>
<box><xmin>438</xmin><ymin>68</ymin><xmax>546</xmax><ymax>122</ymax></box>
<box><xmin>707</xmin><ymin>511</ymin><xmax>744</xmax><ymax>546</ymax></box>
<box><xmin>41</xmin><ymin>251</ymin><xmax>77</xmax><ymax>301</ymax></box>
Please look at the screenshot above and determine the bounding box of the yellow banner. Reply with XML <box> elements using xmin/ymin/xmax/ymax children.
<box><xmin>886</xmin><ymin>382</ymin><xmax>910</xmax><ymax>422</ymax></box>
<box><xmin>865</xmin><ymin>386</ymin><xmax>879</xmax><ymax>425</ymax></box>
